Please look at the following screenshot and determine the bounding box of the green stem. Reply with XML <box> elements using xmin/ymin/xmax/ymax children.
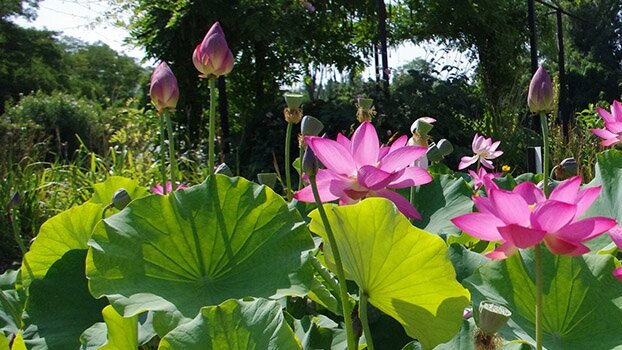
<box><xmin>208</xmin><ymin>78</ymin><xmax>217</xmax><ymax>175</ymax></box>
<box><xmin>285</xmin><ymin>122</ymin><xmax>293</xmax><ymax>201</ymax></box>
<box><xmin>534</xmin><ymin>244</ymin><xmax>544</xmax><ymax>350</ymax></box>
<box><xmin>309</xmin><ymin>176</ymin><xmax>356</xmax><ymax>350</ymax></box>
<box><xmin>359</xmin><ymin>291</ymin><xmax>375</xmax><ymax>350</ymax></box>
<box><xmin>298</xmin><ymin>143</ymin><xmax>304</xmax><ymax>190</ymax></box>
<box><xmin>539</xmin><ymin>112</ymin><xmax>550</xmax><ymax>196</ymax></box>
<box><xmin>8</xmin><ymin>211</ymin><xmax>33</xmax><ymax>282</ymax></box>
<box><xmin>159</xmin><ymin>114</ymin><xmax>167</xmax><ymax>193</ymax></box>
<box><xmin>164</xmin><ymin>110</ymin><xmax>177</xmax><ymax>189</ymax></box>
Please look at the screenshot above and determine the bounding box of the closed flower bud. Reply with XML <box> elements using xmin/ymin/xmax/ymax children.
<box><xmin>478</xmin><ymin>301</ymin><xmax>511</xmax><ymax>335</ymax></box>
<box><xmin>215</xmin><ymin>163</ymin><xmax>234</xmax><ymax>176</ymax></box>
<box><xmin>528</xmin><ymin>65</ymin><xmax>554</xmax><ymax>113</ymax></box>
<box><xmin>257</xmin><ymin>172</ymin><xmax>277</xmax><ymax>189</ymax></box>
<box><xmin>150</xmin><ymin>62</ymin><xmax>179</xmax><ymax>113</ymax></box>
<box><xmin>302</xmin><ymin>147</ymin><xmax>319</xmax><ymax>177</ymax></box>
<box><xmin>301</xmin><ymin>115</ymin><xmax>323</xmax><ymax>136</ymax></box>
<box><xmin>193</xmin><ymin>22</ymin><xmax>234</xmax><ymax>78</ymax></box>
<box><xmin>112</xmin><ymin>188</ymin><xmax>131</xmax><ymax>210</ymax></box>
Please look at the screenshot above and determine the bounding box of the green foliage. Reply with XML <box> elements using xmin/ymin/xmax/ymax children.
<box><xmin>87</xmin><ymin>175</ymin><xmax>314</xmax><ymax>319</ymax></box>
<box><xmin>464</xmin><ymin>249</ymin><xmax>622</xmax><ymax>349</ymax></box>
<box><xmin>159</xmin><ymin>299</ymin><xmax>301</xmax><ymax>350</ymax></box>
<box><xmin>308</xmin><ymin>198</ymin><xmax>471</xmax><ymax>349</ymax></box>
<box><xmin>3</xmin><ymin>91</ymin><xmax>104</xmax><ymax>156</ymax></box>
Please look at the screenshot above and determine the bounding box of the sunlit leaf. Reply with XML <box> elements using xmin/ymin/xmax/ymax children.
<box><xmin>464</xmin><ymin>248</ymin><xmax>622</xmax><ymax>349</ymax></box>
<box><xmin>159</xmin><ymin>298</ymin><xmax>301</xmax><ymax>350</ymax></box>
<box><xmin>309</xmin><ymin>198</ymin><xmax>471</xmax><ymax>349</ymax></box>
<box><xmin>87</xmin><ymin>175</ymin><xmax>314</xmax><ymax>320</ymax></box>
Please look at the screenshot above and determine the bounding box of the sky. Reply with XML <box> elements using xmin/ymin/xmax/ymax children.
<box><xmin>13</xmin><ymin>0</ymin><xmax>473</xmax><ymax>80</ymax></box>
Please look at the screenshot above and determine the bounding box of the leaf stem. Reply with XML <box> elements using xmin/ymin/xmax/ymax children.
<box><xmin>285</xmin><ymin>122</ymin><xmax>293</xmax><ymax>201</ymax></box>
<box><xmin>359</xmin><ymin>290</ymin><xmax>375</xmax><ymax>350</ymax></box>
<box><xmin>539</xmin><ymin>112</ymin><xmax>550</xmax><ymax>196</ymax></box>
<box><xmin>309</xmin><ymin>175</ymin><xmax>356</xmax><ymax>350</ymax></box>
<box><xmin>159</xmin><ymin>114</ymin><xmax>167</xmax><ymax>193</ymax></box>
<box><xmin>208</xmin><ymin>78</ymin><xmax>217</xmax><ymax>175</ymax></box>
<box><xmin>534</xmin><ymin>244</ymin><xmax>544</xmax><ymax>350</ymax></box>
<box><xmin>298</xmin><ymin>142</ymin><xmax>304</xmax><ymax>190</ymax></box>
<box><xmin>164</xmin><ymin>109</ymin><xmax>177</xmax><ymax>188</ymax></box>
<box><xmin>310</xmin><ymin>255</ymin><xmax>342</xmax><ymax>305</ymax></box>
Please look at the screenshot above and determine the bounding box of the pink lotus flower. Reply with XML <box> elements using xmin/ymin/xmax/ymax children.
<box><xmin>458</xmin><ymin>134</ymin><xmax>503</xmax><ymax>170</ymax></box>
<box><xmin>149</xmin><ymin>62</ymin><xmax>179</xmax><ymax>113</ymax></box>
<box><xmin>528</xmin><ymin>65</ymin><xmax>554</xmax><ymax>113</ymax></box>
<box><xmin>609</xmin><ymin>226</ymin><xmax>622</xmax><ymax>281</ymax></box>
<box><xmin>452</xmin><ymin>176</ymin><xmax>616</xmax><ymax>259</ymax></box>
<box><xmin>193</xmin><ymin>22</ymin><xmax>234</xmax><ymax>78</ymax></box>
<box><xmin>468</xmin><ymin>168</ymin><xmax>501</xmax><ymax>190</ymax></box>
<box><xmin>152</xmin><ymin>182</ymin><xmax>188</xmax><ymax>195</ymax></box>
<box><xmin>294</xmin><ymin>121</ymin><xmax>432</xmax><ymax>219</ymax></box>
<box><xmin>591</xmin><ymin>100</ymin><xmax>622</xmax><ymax>147</ymax></box>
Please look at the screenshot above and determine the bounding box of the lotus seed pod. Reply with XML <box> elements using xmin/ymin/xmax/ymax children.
<box><xmin>436</xmin><ymin>139</ymin><xmax>454</xmax><ymax>156</ymax></box>
<box><xmin>478</xmin><ymin>301</ymin><xmax>511</xmax><ymax>335</ymax></box>
<box><xmin>215</xmin><ymin>163</ymin><xmax>234</xmax><ymax>176</ymax></box>
<box><xmin>357</xmin><ymin>97</ymin><xmax>374</xmax><ymax>110</ymax></box>
<box><xmin>257</xmin><ymin>173</ymin><xmax>277</xmax><ymax>189</ymax></box>
<box><xmin>410</xmin><ymin>117</ymin><xmax>436</xmax><ymax>137</ymax></box>
<box><xmin>284</xmin><ymin>93</ymin><xmax>304</xmax><ymax>110</ymax></box>
<box><xmin>112</xmin><ymin>188</ymin><xmax>131</xmax><ymax>210</ymax></box>
<box><xmin>560</xmin><ymin>157</ymin><xmax>577</xmax><ymax>178</ymax></box>
<box><xmin>426</xmin><ymin>143</ymin><xmax>443</xmax><ymax>162</ymax></box>
<box><xmin>301</xmin><ymin>115</ymin><xmax>324</xmax><ymax>136</ymax></box>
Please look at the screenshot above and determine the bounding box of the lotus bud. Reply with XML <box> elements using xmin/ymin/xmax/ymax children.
<box><xmin>436</xmin><ymin>138</ymin><xmax>454</xmax><ymax>156</ymax></box>
<box><xmin>111</xmin><ymin>188</ymin><xmax>131</xmax><ymax>210</ymax></box>
<box><xmin>215</xmin><ymin>163</ymin><xmax>234</xmax><ymax>176</ymax></box>
<box><xmin>301</xmin><ymin>115</ymin><xmax>323</xmax><ymax>136</ymax></box>
<box><xmin>528</xmin><ymin>65</ymin><xmax>554</xmax><ymax>113</ymax></box>
<box><xmin>149</xmin><ymin>62</ymin><xmax>179</xmax><ymax>113</ymax></box>
<box><xmin>478</xmin><ymin>301</ymin><xmax>511</xmax><ymax>335</ymax></box>
<box><xmin>302</xmin><ymin>147</ymin><xmax>319</xmax><ymax>177</ymax></box>
<box><xmin>193</xmin><ymin>22</ymin><xmax>235</xmax><ymax>78</ymax></box>
<box><xmin>426</xmin><ymin>143</ymin><xmax>443</xmax><ymax>162</ymax></box>
<box><xmin>356</xmin><ymin>97</ymin><xmax>376</xmax><ymax>122</ymax></box>
<box><xmin>257</xmin><ymin>173</ymin><xmax>277</xmax><ymax>189</ymax></box>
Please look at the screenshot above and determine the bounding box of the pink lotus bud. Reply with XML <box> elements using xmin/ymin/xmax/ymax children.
<box><xmin>528</xmin><ymin>65</ymin><xmax>554</xmax><ymax>113</ymax></box>
<box><xmin>193</xmin><ymin>22</ymin><xmax>234</xmax><ymax>78</ymax></box>
<box><xmin>149</xmin><ymin>62</ymin><xmax>179</xmax><ymax>113</ymax></box>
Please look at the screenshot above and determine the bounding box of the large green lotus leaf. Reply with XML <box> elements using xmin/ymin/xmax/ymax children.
<box><xmin>23</xmin><ymin>250</ymin><xmax>107</xmax><ymax>349</ymax></box>
<box><xmin>584</xmin><ymin>149</ymin><xmax>622</xmax><ymax>249</ymax></box>
<box><xmin>21</xmin><ymin>202</ymin><xmax>102</xmax><ymax>288</ymax></box>
<box><xmin>87</xmin><ymin>175</ymin><xmax>314</xmax><ymax>319</ymax></box>
<box><xmin>89</xmin><ymin>176</ymin><xmax>148</xmax><ymax>206</ymax></box>
<box><xmin>412</xmin><ymin>174</ymin><xmax>474</xmax><ymax>237</ymax></box>
<box><xmin>291</xmin><ymin>314</ymin><xmax>346</xmax><ymax>350</ymax></box>
<box><xmin>159</xmin><ymin>298</ymin><xmax>302</xmax><ymax>350</ymax></box>
<box><xmin>308</xmin><ymin>198</ymin><xmax>471</xmax><ymax>349</ymax></box>
<box><xmin>464</xmin><ymin>248</ymin><xmax>622</xmax><ymax>349</ymax></box>
<box><xmin>80</xmin><ymin>309</ymin><xmax>155</xmax><ymax>350</ymax></box>
<box><xmin>447</xmin><ymin>243</ymin><xmax>490</xmax><ymax>283</ymax></box>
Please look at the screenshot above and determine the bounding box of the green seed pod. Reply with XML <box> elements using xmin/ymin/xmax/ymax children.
<box><xmin>257</xmin><ymin>173</ymin><xmax>278</xmax><ymax>189</ymax></box>
<box><xmin>436</xmin><ymin>139</ymin><xmax>454</xmax><ymax>156</ymax></box>
<box><xmin>284</xmin><ymin>93</ymin><xmax>304</xmax><ymax>110</ymax></box>
<box><xmin>478</xmin><ymin>301</ymin><xmax>512</xmax><ymax>335</ymax></box>
<box><xmin>112</xmin><ymin>188</ymin><xmax>131</xmax><ymax>210</ymax></box>
<box><xmin>215</xmin><ymin>163</ymin><xmax>234</xmax><ymax>177</ymax></box>
<box><xmin>426</xmin><ymin>143</ymin><xmax>443</xmax><ymax>162</ymax></box>
<box><xmin>301</xmin><ymin>115</ymin><xmax>324</xmax><ymax>136</ymax></box>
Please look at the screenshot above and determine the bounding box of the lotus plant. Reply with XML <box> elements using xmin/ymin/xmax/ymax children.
<box><xmin>452</xmin><ymin>176</ymin><xmax>616</xmax><ymax>259</ymax></box>
<box><xmin>458</xmin><ymin>133</ymin><xmax>503</xmax><ymax>170</ymax></box>
<box><xmin>294</xmin><ymin>121</ymin><xmax>432</xmax><ymax>219</ymax></box>
<box><xmin>150</xmin><ymin>62</ymin><xmax>180</xmax><ymax>193</ymax></box>
<box><xmin>468</xmin><ymin>167</ymin><xmax>501</xmax><ymax>191</ymax></box>
<box><xmin>193</xmin><ymin>21</ymin><xmax>234</xmax><ymax>175</ymax></box>
<box><xmin>592</xmin><ymin>100</ymin><xmax>622</xmax><ymax>147</ymax></box>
